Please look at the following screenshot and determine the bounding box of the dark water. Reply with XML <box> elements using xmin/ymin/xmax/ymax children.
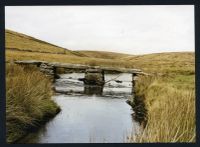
<box><xmin>19</xmin><ymin>73</ymin><xmax>139</xmax><ymax>143</ymax></box>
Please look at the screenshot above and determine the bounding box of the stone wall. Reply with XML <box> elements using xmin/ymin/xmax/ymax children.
<box><xmin>39</xmin><ymin>63</ymin><xmax>55</xmax><ymax>79</ymax></box>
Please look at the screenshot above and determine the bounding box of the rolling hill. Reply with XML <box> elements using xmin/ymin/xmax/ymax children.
<box><xmin>5</xmin><ymin>29</ymin><xmax>85</xmax><ymax>57</ymax></box>
<box><xmin>121</xmin><ymin>52</ymin><xmax>195</xmax><ymax>73</ymax></box>
<box><xmin>77</xmin><ymin>50</ymin><xmax>134</xmax><ymax>59</ymax></box>
<box><xmin>6</xmin><ymin>29</ymin><xmax>135</xmax><ymax>60</ymax></box>
<box><xmin>5</xmin><ymin>29</ymin><xmax>194</xmax><ymax>73</ymax></box>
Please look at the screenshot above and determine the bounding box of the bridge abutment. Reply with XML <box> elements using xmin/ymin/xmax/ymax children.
<box><xmin>39</xmin><ymin>63</ymin><xmax>56</xmax><ymax>80</ymax></box>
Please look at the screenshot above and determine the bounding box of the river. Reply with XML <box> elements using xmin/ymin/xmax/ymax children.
<box><xmin>18</xmin><ymin>73</ymin><xmax>140</xmax><ymax>143</ymax></box>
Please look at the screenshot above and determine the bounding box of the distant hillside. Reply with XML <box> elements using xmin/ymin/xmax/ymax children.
<box><xmin>5</xmin><ymin>29</ymin><xmax>86</xmax><ymax>57</ymax></box>
<box><xmin>122</xmin><ymin>52</ymin><xmax>194</xmax><ymax>62</ymax></box>
<box><xmin>77</xmin><ymin>50</ymin><xmax>134</xmax><ymax>59</ymax></box>
<box><xmin>122</xmin><ymin>52</ymin><xmax>195</xmax><ymax>73</ymax></box>
<box><xmin>5</xmin><ymin>29</ymin><xmax>194</xmax><ymax>74</ymax></box>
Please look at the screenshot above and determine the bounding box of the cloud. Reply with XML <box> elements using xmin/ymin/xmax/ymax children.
<box><xmin>5</xmin><ymin>5</ymin><xmax>194</xmax><ymax>55</ymax></box>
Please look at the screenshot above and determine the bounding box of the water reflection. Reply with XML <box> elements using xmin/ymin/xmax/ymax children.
<box><xmin>55</xmin><ymin>73</ymin><xmax>133</xmax><ymax>98</ymax></box>
<box><xmin>84</xmin><ymin>85</ymin><xmax>103</xmax><ymax>95</ymax></box>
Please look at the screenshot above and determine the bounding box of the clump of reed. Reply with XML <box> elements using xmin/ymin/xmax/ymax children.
<box><xmin>128</xmin><ymin>74</ymin><xmax>195</xmax><ymax>142</ymax></box>
<box><xmin>6</xmin><ymin>64</ymin><xmax>60</xmax><ymax>143</ymax></box>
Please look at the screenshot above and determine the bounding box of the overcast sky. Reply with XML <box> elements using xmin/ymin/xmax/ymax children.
<box><xmin>5</xmin><ymin>6</ymin><xmax>194</xmax><ymax>55</ymax></box>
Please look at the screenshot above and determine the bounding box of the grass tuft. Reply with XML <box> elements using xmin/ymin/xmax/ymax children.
<box><xmin>128</xmin><ymin>74</ymin><xmax>195</xmax><ymax>142</ymax></box>
<box><xmin>6</xmin><ymin>64</ymin><xmax>60</xmax><ymax>143</ymax></box>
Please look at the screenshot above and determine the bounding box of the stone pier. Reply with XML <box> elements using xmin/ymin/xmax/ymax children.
<box><xmin>131</xmin><ymin>73</ymin><xmax>139</xmax><ymax>96</ymax></box>
<box><xmin>84</xmin><ymin>68</ymin><xmax>105</xmax><ymax>86</ymax></box>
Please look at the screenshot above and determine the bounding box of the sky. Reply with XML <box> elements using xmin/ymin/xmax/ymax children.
<box><xmin>5</xmin><ymin>5</ymin><xmax>194</xmax><ymax>55</ymax></box>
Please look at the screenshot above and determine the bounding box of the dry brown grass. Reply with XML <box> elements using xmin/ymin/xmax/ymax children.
<box><xmin>124</xmin><ymin>52</ymin><xmax>195</xmax><ymax>143</ymax></box>
<box><xmin>77</xmin><ymin>50</ymin><xmax>133</xmax><ymax>59</ymax></box>
<box><xmin>6</xmin><ymin>50</ymin><xmax>134</xmax><ymax>68</ymax></box>
<box><xmin>121</xmin><ymin>52</ymin><xmax>195</xmax><ymax>74</ymax></box>
<box><xmin>5</xmin><ymin>29</ymin><xmax>84</xmax><ymax>56</ymax></box>
<box><xmin>6</xmin><ymin>64</ymin><xmax>60</xmax><ymax>143</ymax></box>
<box><xmin>127</xmin><ymin>73</ymin><xmax>195</xmax><ymax>142</ymax></box>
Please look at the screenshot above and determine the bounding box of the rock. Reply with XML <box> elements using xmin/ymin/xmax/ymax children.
<box><xmin>115</xmin><ymin>80</ymin><xmax>122</xmax><ymax>83</ymax></box>
<box><xmin>127</xmin><ymin>95</ymin><xmax>134</xmax><ymax>105</ymax></box>
<box><xmin>78</xmin><ymin>78</ymin><xmax>85</xmax><ymax>82</ymax></box>
<box><xmin>54</xmin><ymin>74</ymin><xmax>60</xmax><ymax>79</ymax></box>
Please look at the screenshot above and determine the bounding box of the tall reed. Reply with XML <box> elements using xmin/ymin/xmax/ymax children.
<box><xmin>6</xmin><ymin>64</ymin><xmax>60</xmax><ymax>143</ymax></box>
<box><xmin>128</xmin><ymin>75</ymin><xmax>195</xmax><ymax>142</ymax></box>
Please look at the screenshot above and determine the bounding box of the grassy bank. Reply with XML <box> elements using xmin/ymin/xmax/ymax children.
<box><xmin>128</xmin><ymin>73</ymin><xmax>195</xmax><ymax>142</ymax></box>
<box><xmin>127</xmin><ymin>51</ymin><xmax>195</xmax><ymax>142</ymax></box>
<box><xmin>6</xmin><ymin>64</ymin><xmax>60</xmax><ymax>143</ymax></box>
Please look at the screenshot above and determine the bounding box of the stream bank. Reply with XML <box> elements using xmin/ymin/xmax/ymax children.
<box><xmin>6</xmin><ymin>64</ymin><xmax>61</xmax><ymax>143</ymax></box>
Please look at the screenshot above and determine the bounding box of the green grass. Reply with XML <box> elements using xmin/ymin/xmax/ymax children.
<box><xmin>6</xmin><ymin>64</ymin><xmax>60</xmax><ymax>143</ymax></box>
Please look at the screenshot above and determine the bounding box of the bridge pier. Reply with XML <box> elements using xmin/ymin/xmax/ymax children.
<box><xmin>132</xmin><ymin>73</ymin><xmax>137</xmax><ymax>94</ymax></box>
<box><xmin>84</xmin><ymin>68</ymin><xmax>105</xmax><ymax>86</ymax></box>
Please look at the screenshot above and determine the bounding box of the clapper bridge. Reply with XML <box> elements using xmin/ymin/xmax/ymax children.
<box><xmin>14</xmin><ymin>60</ymin><xmax>148</xmax><ymax>87</ymax></box>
